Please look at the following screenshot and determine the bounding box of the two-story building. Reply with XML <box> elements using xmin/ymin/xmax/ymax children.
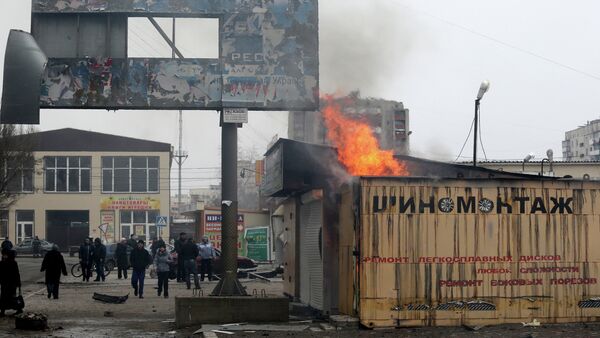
<box><xmin>0</xmin><ymin>128</ymin><xmax>171</xmax><ymax>250</ymax></box>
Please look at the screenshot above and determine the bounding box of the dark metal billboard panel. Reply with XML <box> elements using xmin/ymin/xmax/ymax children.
<box><xmin>33</xmin><ymin>1</ymin><xmax>243</xmax><ymax>14</ymax></box>
<box><xmin>1</xmin><ymin>30</ymin><xmax>47</xmax><ymax>124</ymax></box>
<box><xmin>31</xmin><ymin>0</ymin><xmax>319</xmax><ymax>111</ymax></box>
<box><xmin>41</xmin><ymin>58</ymin><xmax>222</xmax><ymax>109</ymax></box>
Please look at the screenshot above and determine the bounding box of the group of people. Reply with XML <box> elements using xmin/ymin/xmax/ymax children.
<box><xmin>114</xmin><ymin>235</ymin><xmax>170</xmax><ymax>298</ymax></box>
<box><xmin>0</xmin><ymin>233</ymin><xmax>216</xmax><ymax>314</ymax></box>
<box><xmin>174</xmin><ymin>232</ymin><xmax>215</xmax><ymax>290</ymax></box>
<box><xmin>78</xmin><ymin>238</ymin><xmax>107</xmax><ymax>282</ymax></box>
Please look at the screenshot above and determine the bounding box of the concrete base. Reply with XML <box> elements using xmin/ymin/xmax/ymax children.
<box><xmin>175</xmin><ymin>296</ymin><xmax>289</xmax><ymax>328</ymax></box>
<box><xmin>330</xmin><ymin>315</ymin><xmax>360</xmax><ymax>329</ymax></box>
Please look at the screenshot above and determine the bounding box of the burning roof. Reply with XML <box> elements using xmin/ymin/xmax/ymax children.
<box><xmin>322</xmin><ymin>96</ymin><xmax>408</xmax><ymax>176</ymax></box>
<box><xmin>262</xmin><ymin>138</ymin><xmax>549</xmax><ymax>198</ymax></box>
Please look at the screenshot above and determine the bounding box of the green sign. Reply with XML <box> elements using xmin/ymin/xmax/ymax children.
<box><xmin>245</xmin><ymin>227</ymin><xmax>269</xmax><ymax>262</ymax></box>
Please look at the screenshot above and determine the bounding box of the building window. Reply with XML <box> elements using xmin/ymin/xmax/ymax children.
<box><xmin>3</xmin><ymin>158</ymin><xmax>34</xmax><ymax>193</ymax></box>
<box><xmin>16</xmin><ymin>210</ymin><xmax>34</xmax><ymax>244</ymax></box>
<box><xmin>0</xmin><ymin>210</ymin><xmax>8</xmax><ymax>238</ymax></box>
<box><xmin>120</xmin><ymin>210</ymin><xmax>159</xmax><ymax>242</ymax></box>
<box><xmin>44</xmin><ymin>156</ymin><xmax>91</xmax><ymax>192</ymax></box>
<box><xmin>102</xmin><ymin>157</ymin><xmax>159</xmax><ymax>193</ymax></box>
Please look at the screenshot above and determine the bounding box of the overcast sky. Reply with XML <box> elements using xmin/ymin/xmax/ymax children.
<box><xmin>1</xmin><ymin>0</ymin><xmax>599</xmax><ymax>193</ymax></box>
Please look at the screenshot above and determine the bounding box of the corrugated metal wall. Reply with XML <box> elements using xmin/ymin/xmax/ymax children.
<box><xmin>300</xmin><ymin>200</ymin><xmax>324</xmax><ymax>310</ymax></box>
<box><xmin>358</xmin><ymin>178</ymin><xmax>600</xmax><ymax>328</ymax></box>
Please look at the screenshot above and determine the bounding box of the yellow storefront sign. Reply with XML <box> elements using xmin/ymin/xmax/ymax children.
<box><xmin>100</xmin><ymin>197</ymin><xmax>161</xmax><ymax>210</ymax></box>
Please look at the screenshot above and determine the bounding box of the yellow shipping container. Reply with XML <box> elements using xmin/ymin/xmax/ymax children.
<box><xmin>344</xmin><ymin>177</ymin><xmax>600</xmax><ymax>328</ymax></box>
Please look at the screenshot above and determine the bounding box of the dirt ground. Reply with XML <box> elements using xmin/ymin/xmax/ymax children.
<box><xmin>2</xmin><ymin>268</ymin><xmax>600</xmax><ymax>337</ymax></box>
<box><xmin>0</xmin><ymin>267</ymin><xmax>281</xmax><ymax>337</ymax></box>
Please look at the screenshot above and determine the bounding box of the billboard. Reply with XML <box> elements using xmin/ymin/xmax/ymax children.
<box><xmin>29</xmin><ymin>0</ymin><xmax>319</xmax><ymax>111</ymax></box>
<box><xmin>204</xmin><ymin>213</ymin><xmax>244</xmax><ymax>255</ymax></box>
<box><xmin>245</xmin><ymin>227</ymin><xmax>269</xmax><ymax>262</ymax></box>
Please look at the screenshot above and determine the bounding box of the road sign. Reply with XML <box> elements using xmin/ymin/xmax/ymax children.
<box><xmin>98</xmin><ymin>223</ymin><xmax>108</xmax><ymax>233</ymax></box>
<box><xmin>156</xmin><ymin>216</ymin><xmax>168</xmax><ymax>227</ymax></box>
<box><xmin>223</xmin><ymin>108</ymin><xmax>248</xmax><ymax>124</ymax></box>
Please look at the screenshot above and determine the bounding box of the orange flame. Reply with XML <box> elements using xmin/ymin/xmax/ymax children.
<box><xmin>321</xmin><ymin>97</ymin><xmax>409</xmax><ymax>176</ymax></box>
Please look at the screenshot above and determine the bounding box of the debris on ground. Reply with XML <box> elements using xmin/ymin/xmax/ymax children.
<box><xmin>212</xmin><ymin>329</ymin><xmax>234</xmax><ymax>335</ymax></box>
<box><xmin>319</xmin><ymin>323</ymin><xmax>336</xmax><ymax>331</ymax></box>
<box><xmin>522</xmin><ymin>319</ymin><xmax>541</xmax><ymax>327</ymax></box>
<box><xmin>194</xmin><ymin>323</ymin><xmax>310</xmax><ymax>333</ymax></box>
<box><xmin>464</xmin><ymin>324</ymin><xmax>486</xmax><ymax>331</ymax></box>
<box><xmin>92</xmin><ymin>292</ymin><xmax>128</xmax><ymax>304</ymax></box>
<box><xmin>15</xmin><ymin>312</ymin><xmax>48</xmax><ymax>331</ymax></box>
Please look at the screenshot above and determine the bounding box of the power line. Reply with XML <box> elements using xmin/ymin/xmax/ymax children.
<box><xmin>129</xmin><ymin>24</ymin><xmax>169</xmax><ymax>57</ymax></box>
<box><xmin>478</xmin><ymin>107</ymin><xmax>488</xmax><ymax>161</ymax></box>
<box><xmin>454</xmin><ymin>117</ymin><xmax>475</xmax><ymax>162</ymax></box>
<box><xmin>387</xmin><ymin>0</ymin><xmax>600</xmax><ymax>81</ymax></box>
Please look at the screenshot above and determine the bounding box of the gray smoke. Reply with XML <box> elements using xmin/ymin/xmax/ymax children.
<box><xmin>319</xmin><ymin>1</ymin><xmax>414</xmax><ymax>96</ymax></box>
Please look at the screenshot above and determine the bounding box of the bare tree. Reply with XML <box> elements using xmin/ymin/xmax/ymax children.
<box><xmin>0</xmin><ymin>124</ymin><xmax>36</xmax><ymax>209</ymax></box>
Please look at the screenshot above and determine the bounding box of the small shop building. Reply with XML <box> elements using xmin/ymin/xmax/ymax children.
<box><xmin>1</xmin><ymin>128</ymin><xmax>171</xmax><ymax>250</ymax></box>
<box><xmin>264</xmin><ymin>138</ymin><xmax>600</xmax><ymax>327</ymax></box>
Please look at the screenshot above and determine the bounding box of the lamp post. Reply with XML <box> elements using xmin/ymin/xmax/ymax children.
<box><xmin>540</xmin><ymin>149</ymin><xmax>554</xmax><ymax>176</ymax></box>
<box><xmin>522</xmin><ymin>153</ymin><xmax>534</xmax><ymax>172</ymax></box>
<box><xmin>473</xmin><ymin>80</ymin><xmax>490</xmax><ymax>167</ymax></box>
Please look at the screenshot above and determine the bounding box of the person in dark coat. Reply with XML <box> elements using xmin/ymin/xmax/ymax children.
<box><xmin>115</xmin><ymin>238</ymin><xmax>129</xmax><ymax>279</ymax></box>
<box><xmin>1</xmin><ymin>237</ymin><xmax>12</xmax><ymax>251</ymax></box>
<box><xmin>40</xmin><ymin>245</ymin><xmax>67</xmax><ymax>299</ymax></box>
<box><xmin>130</xmin><ymin>240</ymin><xmax>151</xmax><ymax>298</ymax></box>
<box><xmin>0</xmin><ymin>248</ymin><xmax>22</xmax><ymax>316</ymax></box>
<box><xmin>174</xmin><ymin>232</ymin><xmax>186</xmax><ymax>282</ymax></box>
<box><xmin>127</xmin><ymin>234</ymin><xmax>137</xmax><ymax>248</ymax></box>
<box><xmin>32</xmin><ymin>236</ymin><xmax>42</xmax><ymax>258</ymax></box>
<box><xmin>93</xmin><ymin>238</ymin><xmax>106</xmax><ymax>282</ymax></box>
<box><xmin>181</xmin><ymin>238</ymin><xmax>200</xmax><ymax>290</ymax></box>
<box><xmin>79</xmin><ymin>238</ymin><xmax>94</xmax><ymax>282</ymax></box>
<box><xmin>150</xmin><ymin>237</ymin><xmax>166</xmax><ymax>258</ymax></box>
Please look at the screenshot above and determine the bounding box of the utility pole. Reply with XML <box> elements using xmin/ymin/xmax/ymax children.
<box><xmin>212</xmin><ymin>109</ymin><xmax>248</xmax><ymax>296</ymax></box>
<box><xmin>169</xmin><ymin>19</ymin><xmax>188</xmax><ymax>216</ymax></box>
<box><xmin>173</xmin><ymin>110</ymin><xmax>188</xmax><ymax>215</ymax></box>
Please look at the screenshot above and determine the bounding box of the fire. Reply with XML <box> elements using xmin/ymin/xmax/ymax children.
<box><xmin>321</xmin><ymin>97</ymin><xmax>409</xmax><ymax>176</ymax></box>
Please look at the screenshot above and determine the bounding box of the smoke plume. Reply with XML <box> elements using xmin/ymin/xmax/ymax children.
<box><xmin>319</xmin><ymin>1</ymin><xmax>414</xmax><ymax>96</ymax></box>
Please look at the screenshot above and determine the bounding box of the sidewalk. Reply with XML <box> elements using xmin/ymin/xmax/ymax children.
<box><xmin>0</xmin><ymin>268</ymin><xmax>283</xmax><ymax>337</ymax></box>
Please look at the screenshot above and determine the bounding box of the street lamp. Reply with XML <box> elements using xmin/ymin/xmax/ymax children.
<box><xmin>540</xmin><ymin>149</ymin><xmax>554</xmax><ymax>176</ymax></box>
<box><xmin>473</xmin><ymin>80</ymin><xmax>490</xmax><ymax>166</ymax></box>
<box><xmin>522</xmin><ymin>153</ymin><xmax>534</xmax><ymax>172</ymax></box>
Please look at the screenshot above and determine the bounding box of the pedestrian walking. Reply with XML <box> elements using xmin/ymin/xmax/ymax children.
<box><xmin>1</xmin><ymin>237</ymin><xmax>12</xmax><ymax>251</ymax></box>
<box><xmin>40</xmin><ymin>245</ymin><xmax>67</xmax><ymax>299</ymax></box>
<box><xmin>150</xmin><ymin>237</ymin><xmax>158</xmax><ymax>257</ymax></box>
<box><xmin>115</xmin><ymin>238</ymin><xmax>129</xmax><ymax>279</ymax></box>
<box><xmin>154</xmin><ymin>243</ymin><xmax>172</xmax><ymax>298</ymax></box>
<box><xmin>93</xmin><ymin>238</ymin><xmax>106</xmax><ymax>282</ymax></box>
<box><xmin>181</xmin><ymin>238</ymin><xmax>200</xmax><ymax>290</ymax></box>
<box><xmin>130</xmin><ymin>240</ymin><xmax>151</xmax><ymax>298</ymax></box>
<box><xmin>78</xmin><ymin>238</ymin><xmax>94</xmax><ymax>282</ymax></box>
<box><xmin>32</xmin><ymin>236</ymin><xmax>42</xmax><ymax>258</ymax></box>
<box><xmin>198</xmin><ymin>236</ymin><xmax>215</xmax><ymax>281</ymax></box>
<box><xmin>0</xmin><ymin>248</ymin><xmax>22</xmax><ymax>316</ymax></box>
<box><xmin>174</xmin><ymin>232</ymin><xmax>186</xmax><ymax>282</ymax></box>
<box><xmin>127</xmin><ymin>234</ymin><xmax>137</xmax><ymax>249</ymax></box>
<box><xmin>150</xmin><ymin>236</ymin><xmax>166</xmax><ymax>258</ymax></box>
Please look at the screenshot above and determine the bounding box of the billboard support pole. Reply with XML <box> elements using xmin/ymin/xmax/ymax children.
<box><xmin>211</xmin><ymin>110</ymin><xmax>247</xmax><ymax>296</ymax></box>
